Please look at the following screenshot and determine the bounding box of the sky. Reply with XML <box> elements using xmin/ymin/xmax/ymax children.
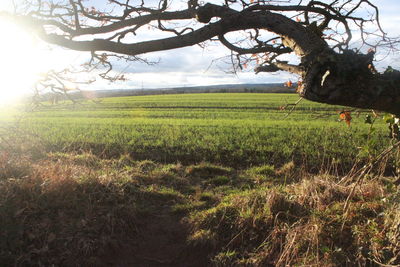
<box><xmin>0</xmin><ymin>0</ymin><xmax>399</xmax><ymax>97</ymax></box>
<box><xmin>94</xmin><ymin>0</ymin><xmax>400</xmax><ymax>90</ymax></box>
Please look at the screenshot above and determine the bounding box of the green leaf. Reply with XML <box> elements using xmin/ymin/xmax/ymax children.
<box><xmin>384</xmin><ymin>66</ymin><xmax>394</xmax><ymax>74</ymax></box>
<box><xmin>364</xmin><ymin>114</ymin><xmax>372</xmax><ymax>124</ymax></box>
<box><xmin>383</xmin><ymin>114</ymin><xmax>395</xmax><ymax>124</ymax></box>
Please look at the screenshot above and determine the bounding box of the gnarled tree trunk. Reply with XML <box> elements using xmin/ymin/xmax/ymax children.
<box><xmin>301</xmin><ymin>50</ymin><xmax>400</xmax><ymax>116</ymax></box>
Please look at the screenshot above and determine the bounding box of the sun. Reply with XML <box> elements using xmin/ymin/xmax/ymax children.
<box><xmin>0</xmin><ymin>17</ymin><xmax>93</xmax><ymax>107</ymax></box>
<box><xmin>0</xmin><ymin>19</ymin><xmax>50</xmax><ymax>105</ymax></box>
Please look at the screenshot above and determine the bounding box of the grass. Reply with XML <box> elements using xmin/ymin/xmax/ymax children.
<box><xmin>0</xmin><ymin>151</ymin><xmax>399</xmax><ymax>266</ymax></box>
<box><xmin>188</xmin><ymin>176</ymin><xmax>399</xmax><ymax>266</ymax></box>
<box><xmin>0</xmin><ymin>92</ymin><xmax>399</xmax><ymax>266</ymax></box>
<box><xmin>0</xmin><ymin>93</ymin><xmax>392</xmax><ymax>171</ymax></box>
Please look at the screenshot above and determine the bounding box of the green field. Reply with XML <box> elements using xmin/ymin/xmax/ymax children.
<box><xmin>1</xmin><ymin>92</ymin><xmax>399</xmax><ymax>266</ymax></box>
<box><xmin>1</xmin><ymin>93</ymin><xmax>390</xmax><ymax>170</ymax></box>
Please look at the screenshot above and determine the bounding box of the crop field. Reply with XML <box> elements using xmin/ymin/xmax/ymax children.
<box><xmin>1</xmin><ymin>93</ymin><xmax>390</xmax><ymax>170</ymax></box>
<box><xmin>1</xmin><ymin>92</ymin><xmax>399</xmax><ymax>266</ymax></box>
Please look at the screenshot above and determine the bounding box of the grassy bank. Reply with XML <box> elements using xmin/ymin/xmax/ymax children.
<box><xmin>0</xmin><ymin>152</ymin><xmax>399</xmax><ymax>266</ymax></box>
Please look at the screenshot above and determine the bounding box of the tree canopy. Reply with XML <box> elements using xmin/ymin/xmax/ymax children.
<box><xmin>2</xmin><ymin>0</ymin><xmax>400</xmax><ymax>115</ymax></box>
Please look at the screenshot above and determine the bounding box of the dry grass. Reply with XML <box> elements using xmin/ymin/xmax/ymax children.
<box><xmin>0</xmin><ymin>155</ymin><xmax>139</xmax><ymax>266</ymax></box>
<box><xmin>1</xmin><ymin>148</ymin><xmax>399</xmax><ymax>266</ymax></box>
<box><xmin>189</xmin><ymin>175</ymin><xmax>399</xmax><ymax>266</ymax></box>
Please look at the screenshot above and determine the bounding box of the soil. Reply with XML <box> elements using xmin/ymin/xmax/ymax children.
<box><xmin>101</xmin><ymin>208</ymin><xmax>210</xmax><ymax>267</ymax></box>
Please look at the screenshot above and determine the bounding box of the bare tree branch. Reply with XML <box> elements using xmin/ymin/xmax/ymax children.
<box><xmin>1</xmin><ymin>0</ymin><xmax>399</xmax><ymax>115</ymax></box>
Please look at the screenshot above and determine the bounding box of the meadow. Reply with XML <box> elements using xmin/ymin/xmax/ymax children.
<box><xmin>1</xmin><ymin>93</ymin><xmax>391</xmax><ymax>171</ymax></box>
<box><xmin>1</xmin><ymin>92</ymin><xmax>399</xmax><ymax>266</ymax></box>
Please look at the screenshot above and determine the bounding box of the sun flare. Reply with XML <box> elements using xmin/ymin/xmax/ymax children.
<box><xmin>0</xmin><ymin>20</ymin><xmax>37</xmax><ymax>104</ymax></box>
<box><xmin>0</xmin><ymin>19</ymin><xmax>59</xmax><ymax>106</ymax></box>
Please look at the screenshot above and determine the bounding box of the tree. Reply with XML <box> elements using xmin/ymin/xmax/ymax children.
<box><xmin>2</xmin><ymin>0</ymin><xmax>400</xmax><ymax>116</ymax></box>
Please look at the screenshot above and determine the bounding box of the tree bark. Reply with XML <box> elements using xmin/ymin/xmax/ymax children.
<box><xmin>300</xmin><ymin>49</ymin><xmax>400</xmax><ymax>116</ymax></box>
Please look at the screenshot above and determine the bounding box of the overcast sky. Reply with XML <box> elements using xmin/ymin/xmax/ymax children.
<box><xmin>1</xmin><ymin>0</ymin><xmax>400</xmax><ymax>91</ymax></box>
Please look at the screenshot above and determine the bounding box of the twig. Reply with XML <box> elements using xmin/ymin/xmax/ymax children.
<box><xmin>282</xmin><ymin>97</ymin><xmax>303</xmax><ymax>119</ymax></box>
<box><xmin>370</xmin><ymin>257</ymin><xmax>400</xmax><ymax>267</ymax></box>
<box><xmin>341</xmin><ymin>140</ymin><xmax>400</xmax><ymax>231</ymax></box>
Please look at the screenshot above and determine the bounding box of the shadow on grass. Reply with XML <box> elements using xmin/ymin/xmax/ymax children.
<box><xmin>0</xmin><ymin>154</ymin><xmax>204</xmax><ymax>266</ymax></box>
<box><xmin>1</xmin><ymin>152</ymin><xmax>399</xmax><ymax>266</ymax></box>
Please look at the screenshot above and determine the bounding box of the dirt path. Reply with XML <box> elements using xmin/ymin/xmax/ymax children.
<box><xmin>102</xmin><ymin>208</ymin><xmax>209</xmax><ymax>267</ymax></box>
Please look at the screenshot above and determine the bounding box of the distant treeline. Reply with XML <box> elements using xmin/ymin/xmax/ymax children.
<box><xmin>42</xmin><ymin>83</ymin><xmax>296</xmax><ymax>102</ymax></box>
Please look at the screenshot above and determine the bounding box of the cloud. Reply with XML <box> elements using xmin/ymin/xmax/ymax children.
<box><xmin>107</xmin><ymin>41</ymin><xmax>299</xmax><ymax>89</ymax></box>
<box><xmin>26</xmin><ymin>0</ymin><xmax>400</xmax><ymax>90</ymax></box>
<box><xmin>81</xmin><ymin>67</ymin><xmax>296</xmax><ymax>90</ymax></box>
